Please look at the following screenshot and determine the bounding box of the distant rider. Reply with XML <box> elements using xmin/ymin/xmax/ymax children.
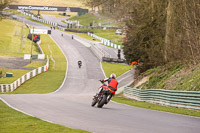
<box><xmin>78</xmin><ymin>60</ymin><xmax>82</xmax><ymax>68</ymax></box>
<box><xmin>98</xmin><ymin>73</ymin><xmax>118</xmax><ymax>103</ymax></box>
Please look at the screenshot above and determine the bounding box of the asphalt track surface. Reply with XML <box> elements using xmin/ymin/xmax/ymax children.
<box><xmin>1</xmin><ymin>16</ymin><xmax>200</xmax><ymax>133</ymax></box>
<box><xmin>42</xmin><ymin>14</ymin><xmax>125</xmax><ymax>59</ymax></box>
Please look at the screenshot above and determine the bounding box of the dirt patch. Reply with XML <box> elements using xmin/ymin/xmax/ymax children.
<box><xmin>133</xmin><ymin>76</ymin><xmax>150</xmax><ymax>88</ymax></box>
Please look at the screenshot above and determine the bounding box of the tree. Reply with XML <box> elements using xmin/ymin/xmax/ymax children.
<box><xmin>84</xmin><ymin>0</ymin><xmax>200</xmax><ymax>72</ymax></box>
<box><xmin>124</xmin><ymin>0</ymin><xmax>167</xmax><ymax>72</ymax></box>
<box><xmin>0</xmin><ymin>0</ymin><xmax>13</xmax><ymax>19</ymax></box>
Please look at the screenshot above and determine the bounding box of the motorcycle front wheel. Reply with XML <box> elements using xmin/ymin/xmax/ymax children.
<box><xmin>91</xmin><ymin>98</ymin><xmax>97</xmax><ymax>106</ymax></box>
<box><xmin>97</xmin><ymin>95</ymin><xmax>107</xmax><ymax>108</ymax></box>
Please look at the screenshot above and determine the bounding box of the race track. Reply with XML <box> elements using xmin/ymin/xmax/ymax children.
<box><xmin>0</xmin><ymin>16</ymin><xmax>200</xmax><ymax>133</ymax></box>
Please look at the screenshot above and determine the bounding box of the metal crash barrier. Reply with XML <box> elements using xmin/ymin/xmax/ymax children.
<box><xmin>124</xmin><ymin>87</ymin><xmax>200</xmax><ymax>110</ymax></box>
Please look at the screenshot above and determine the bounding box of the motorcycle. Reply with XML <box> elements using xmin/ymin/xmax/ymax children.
<box><xmin>91</xmin><ymin>80</ymin><xmax>114</xmax><ymax>108</ymax></box>
<box><xmin>78</xmin><ymin>61</ymin><xmax>82</xmax><ymax>68</ymax></box>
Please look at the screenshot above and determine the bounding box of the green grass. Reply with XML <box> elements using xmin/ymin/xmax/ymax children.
<box><xmin>27</xmin><ymin>18</ymin><xmax>52</xmax><ymax>27</ymax></box>
<box><xmin>70</xmin><ymin>28</ymin><xmax>124</xmax><ymax>45</ymax></box>
<box><xmin>137</xmin><ymin>62</ymin><xmax>200</xmax><ymax>91</ymax></box>
<box><xmin>112</xmin><ymin>95</ymin><xmax>200</xmax><ymax>117</ymax></box>
<box><xmin>24</xmin><ymin>61</ymin><xmax>46</xmax><ymax>69</ymax></box>
<box><xmin>30</xmin><ymin>11</ymin><xmax>77</xmax><ymax>17</ymax></box>
<box><xmin>64</xmin><ymin>31</ymin><xmax>101</xmax><ymax>42</ymax></box>
<box><xmin>3</xmin><ymin>35</ymin><xmax>67</xmax><ymax>94</ymax></box>
<box><xmin>68</xmin><ymin>13</ymin><xmax>113</xmax><ymax>26</ymax></box>
<box><xmin>0</xmin><ymin>19</ymin><xmax>40</xmax><ymax>57</ymax></box>
<box><xmin>0</xmin><ymin>100</ymin><xmax>89</xmax><ymax>133</ymax></box>
<box><xmin>5</xmin><ymin>9</ymin><xmax>26</xmax><ymax>16</ymax></box>
<box><xmin>170</xmin><ymin>63</ymin><xmax>200</xmax><ymax>91</ymax></box>
<box><xmin>101</xmin><ymin>62</ymin><xmax>133</xmax><ymax>78</ymax></box>
<box><xmin>0</xmin><ymin>68</ymin><xmax>29</xmax><ymax>84</ymax></box>
<box><xmin>67</xmin><ymin>13</ymin><xmax>125</xmax><ymax>45</ymax></box>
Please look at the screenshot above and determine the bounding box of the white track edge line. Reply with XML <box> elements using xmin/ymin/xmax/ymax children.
<box><xmin>0</xmin><ymin>97</ymin><xmax>58</xmax><ymax>124</ymax></box>
<box><xmin>49</xmin><ymin>35</ymin><xmax>69</xmax><ymax>94</ymax></box>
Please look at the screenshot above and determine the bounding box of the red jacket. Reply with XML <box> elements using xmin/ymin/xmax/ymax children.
<box><xmin>102</xmin><ymin>77</ymin><xmax>118</xmax><ymax>91</ymax></box>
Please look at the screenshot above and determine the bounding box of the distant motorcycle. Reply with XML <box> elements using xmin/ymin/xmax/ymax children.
<box><xmin>78</xmin><ymin>61</ymin><xmax>82</xmax><ymax>68</ymax></box>
<box><xmin>91</xmin><ymin>80</ymin><xmax>113</xmax><ymax>108</ymax></box>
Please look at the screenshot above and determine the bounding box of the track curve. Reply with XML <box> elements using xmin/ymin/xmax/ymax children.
<box><xmin>0</xmin><ymin>16</ymin><xmax>200</xmax><ymax>133</ymax></box>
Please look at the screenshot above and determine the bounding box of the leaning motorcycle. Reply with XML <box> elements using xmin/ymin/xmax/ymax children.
<box><xmin>91</xmin><ymin>80</ymin><xmax>113</xmax><ymax>108</ymax></box>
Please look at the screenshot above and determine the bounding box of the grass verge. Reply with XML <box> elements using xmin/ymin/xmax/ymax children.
<box><xmin>0</xmin><ymin>68</ymin><xmax>29</xmax><ymax>84</ymax></box>
<box><xmin>0</xmin><ymin>100</ymin><xmax>89</xmax><ymax>133</ymax></box>
<box><xmin>70</xmin><ymin>28</ymin><xmax>124</xmax><ymax>45</ymax></box>
<box><xmin>101</xmin><ymin>62</ymin><xmax>133</xmax><ymax>78</ymax></box>
<box><xmin>0</xmin><ymin>19</ymin><xmax>40</xmax><ymax>57</ymax></box>
<box><xmin>1</xmin><ymin>35</ymin><xmax>67</xmax><ymax>94</ymax></box>
<box><xmin>23</xmin><ymin>61</ymin><xmax>46</xmax><ymax>69</ymax></box>
<box><xmin>27</xmin><ymin>18</ymin><xmax>52</xmax><ymax>27</ymax></box>
<box><xmin>112</xmin><ymin>95</ymin><xmax>200</xmax><ymax>117</ymax></box>
<box><xmin>68</xmin><ymin>13</ymin><xmax>113</xmax><ymax>26</ymax></box>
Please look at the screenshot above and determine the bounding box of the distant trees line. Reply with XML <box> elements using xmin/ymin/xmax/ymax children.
<box><xmin>84</xmin><ymin>0</ymin><xmax>200</xmax><ymax>72</ymax></box>
<box><xmin>0</xmin><ymin>0</ymin><xmax>12</xmax><ymax>19</ymax></box>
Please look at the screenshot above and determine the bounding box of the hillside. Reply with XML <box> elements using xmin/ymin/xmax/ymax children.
<box><xmin>132</xmin><ymin>62</ymin><xmax>200</xmax><ymax>91</ymax></box>
<box><xmin>11</xmin><ymin>0</ymin><xmax>86</xmax><ymax>8</ymax></box>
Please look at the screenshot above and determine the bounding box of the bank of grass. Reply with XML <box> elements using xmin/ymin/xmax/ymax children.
<box><xmin>2</xmin><ymin>35</ymin><xmax>67</xmax><ymax>94</ymax></box>
<box><xmin>69</xmin><ymin>28</ymin><xmax>124</xmax><ymax>45</ymax></box>
<box><xmin>101</xmin><ymin>62</ymin><xmax>200</xmax><ymax>117</ymax></box>
<box><xmin>64</xmin><ymin>31</ymin><xmax>101</xmax><ymax>42</ymax></box>
<box><xmin>27</xmin><ymin>18</ymin><xmax>52</xmax><ymax>27</ymax></box>
<box><xmin>0</xmin><ymin>68</ymin><xmax>29</xmax><ymax>84</ymax></box>
<box><xmin>24</xmin><ymin>61</ymin><xmax>46</xmax><ymax>69</ymax></box>
<box><xmin>0</xmin><ymin>100</ymin><xmax>89</xmax><ymax>133</ymax></box>
<box><xmin>30</xmin><ymin>11</ymin><xmax>77</xmax><ymax>18</ymax></box>
<box><xmin>5</xmin><ymin>9</ymin><xmax>26</xmax><ymax>16</ymax></box>
<box><xmin>11</xmin><ymin>0</ymin><xmax>85</xmax><ymax>8</ymax></box>
<box><xmin>101</xmin><ymin>62</ymin><xmax>133</xmax><ymax>78</ymax></box>
<box><xmin>136</xmin><ymin>62</ymin><xmax>200</xmax><ymax>91</ymax></box>
<box><xmin>112</xmin><ymin>95</ymin><xmax>200</xmax><ymax>117</ymax></box>
<box><xmin>0</xmin><ymin>19</ymin><xmax>40</xmax><ymax>57</ymax></box>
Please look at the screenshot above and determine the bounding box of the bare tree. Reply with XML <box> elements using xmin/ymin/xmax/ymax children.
<box><xmin>0</xmin><ymin>0</ymin><xmax>13</xmax><ymax>19</ymax></box>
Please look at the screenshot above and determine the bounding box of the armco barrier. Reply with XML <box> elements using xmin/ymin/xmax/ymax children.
<box><xmin>102</xmin><ymin>57</ymin><xmax>126</xmax><ymax>63</ymax></box>
<box><xmin>0</xmin><ymin>56</ymin><xmax>49</xmax><ymax>93</ymax></box>
<box><xmin>88</xmin><ymin>32</ymin><xmax>122</xmax><ymax>49</ymax></box>
<box><xmin>124</xmin><ymin>87</ymin><xmax>200</xmax><ymax>110</ymax></box>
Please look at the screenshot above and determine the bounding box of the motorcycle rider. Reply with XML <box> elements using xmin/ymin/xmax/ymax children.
<box><xmin>98</xmin><ymin>73</ymin><xmax>118</xmax><ymax>103</ymax></box>
<box><xmin>78</xmin><ymin>60</ymin><xmax>82</xmax><ymax>68</ymax></box>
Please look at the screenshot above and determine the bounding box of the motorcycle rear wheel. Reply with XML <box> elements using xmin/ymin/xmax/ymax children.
<box><xmin>97</xmin><ymin>95</ymin><xmax>107</xmax><ymax>108</ymax></box>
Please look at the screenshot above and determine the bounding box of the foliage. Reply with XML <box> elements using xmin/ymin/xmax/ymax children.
<box><xmin>0</xmin><ymin>0</ymin><xmax>11</xmax><ymax>11</ymax></box>
<box><xmin>123</xmin><ymin>0</ymin><xmax>167</xmax><ymax>72</ymax></box>
<box><xmin>84</xmin><ymin>0</ymin><xmax>200</xmax><ymax>74</ymax></box>
<box><xmin>135</xmin><ymin>62</ymin><xmax>200</xmax><ymax>91</ymax></box>
<box><xmin>139</xmin><ymin>63</ymin><xmax>182</xmax><ymax>89</ymax></box>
